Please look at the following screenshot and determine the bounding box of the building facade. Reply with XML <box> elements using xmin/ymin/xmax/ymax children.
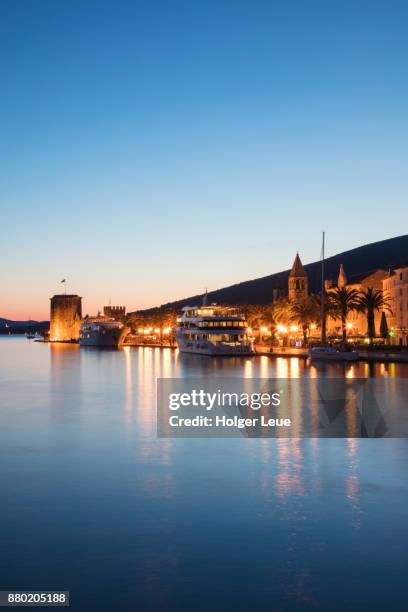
<box><xmin>382</xmin><ymin>267</ymin><xmax>408</xmax><ymax>346</ymax></box>
<box><xmin>326</xmin><ymin>266</ymin><xmax>388</xmax><ymax>340</ymax></box>
<box><xmin>274</xmin><ymin>254</ymin><xmax>407</xmax><ymax>344</ymax></box>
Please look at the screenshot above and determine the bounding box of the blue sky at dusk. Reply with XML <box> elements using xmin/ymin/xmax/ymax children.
<box><xmin>1</xmin><ymin>0</ymin><xmax>407</xmax><ymax>319</ymax></box>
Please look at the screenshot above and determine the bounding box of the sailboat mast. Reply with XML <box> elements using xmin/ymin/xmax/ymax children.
<box><xmin>320</xmin><ymin>231</ymin><xmax>326</xmax><ymax>343</ymax></box>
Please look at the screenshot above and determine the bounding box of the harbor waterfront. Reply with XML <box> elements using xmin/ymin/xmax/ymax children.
<box><xmin>1</xmin><ymin>336</ymin><xmax>408</xmax><ymax>611</ymax></box>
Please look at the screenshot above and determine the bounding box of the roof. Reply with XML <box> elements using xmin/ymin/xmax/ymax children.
<box><xmin>346</xmin><ymin>268</ymin><xmax>389</xmax><ymax>285</ymax></box>
<box><xmin>289</xmin><ymin>253</ymin><xmax>307</xmax><ymax>278</ymax></box>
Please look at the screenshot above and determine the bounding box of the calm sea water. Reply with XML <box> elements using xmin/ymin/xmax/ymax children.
<box><xmin>0</xmin><ymin>337</ymin><xmax>407</xmax><ymax>611</ymax></box>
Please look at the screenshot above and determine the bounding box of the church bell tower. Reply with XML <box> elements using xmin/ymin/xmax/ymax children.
<box><xmin>288</xmin><ymin>253</ymin><xmax>308</xmax><ymax>301</ymax></box>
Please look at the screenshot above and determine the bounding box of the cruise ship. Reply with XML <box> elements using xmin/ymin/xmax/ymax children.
<box><xmin>175</xmin><ymin>304</ymin><xmax>254</xmax><ymax>356</ymax></box>
<box><xmin>79</xmin><ymin>320</ymin><xmax>128</xmax><ymax>348</ymax></box>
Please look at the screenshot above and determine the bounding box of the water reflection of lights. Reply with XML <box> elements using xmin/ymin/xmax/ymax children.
<box><xmin>276</xmin><ymin>358</ymin><xmax>288</xmax><ymax>378</ymax></box>
<box><xmin>161</xmin><ymin>347</ymin><xmax>173</xmax><ymax>377</ymax></box>
<box><xmin>275</xmin><ymin>439</ymin><xmax>305</xmax><ymax>498</ymax></box>
<box><xmin>346</xmin><ymin>365</ymin><xmax>355</xmax><ymax>379</ymax></box>
<box><xmin>345</xmin><ymin>439</ymin><xmax>362</xmax><ymax>529</ymax></box>
<box><xmin>289</xmin><ymin>358</ymin><xmax>300</xmax><ymax>378</ymax></box>
<box><xmin>259</xmin><ymin>356</ymin><xmax>269</xmax><ymax>378</ymax></box>
<box><xmin>134</xmin><ymin>347</ymin><xmax>175</xmax><ymax>467</ymax></box>
<box><xmin>123</xmin><ymin>346</ymin><xmax>133</xmax><ymax>420</ymax></box>
<box><xmin>243</xmin><ymin>359</ymin><xmax>253</xmax><ymax>378</ymax></box>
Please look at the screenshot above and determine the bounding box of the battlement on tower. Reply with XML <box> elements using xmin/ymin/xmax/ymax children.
<box><xmin>103</xmin><ymin>305</ymin><xmax>126</xmax><ymax>320</ymax></box>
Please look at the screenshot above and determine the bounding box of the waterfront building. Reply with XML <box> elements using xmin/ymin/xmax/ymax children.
<box><xmin>382</xmin><ymin>267</ymin><xmax>408</xmax><ymax>346</ymax></box>
<box><xmin>49</xmin><ymin>294</ymin><xmax>82</xmax><ymax>342</ymax></box>
<box><xmin>273</xmin><ymin>254</ymin><xmax>401</xmax><ymax>344</ymax></box>
<box><xmin>326</xmin><ymin>266</ymin><xmax>388</xmax><ymax>339</ymax></box>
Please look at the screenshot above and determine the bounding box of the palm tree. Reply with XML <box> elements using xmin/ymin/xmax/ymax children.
<box><xmin>380</xmin><ymin>311</ymin><xmax>389</xmax><ymax>342</ymax></box>
<box><xmin>272</xmin><ymin>299</ymin><xmax>291</xmax><ymax>325</ymax></box>
<box><xmin>358</xmin><ymin>288</ymin><xmax>393</xmax><ymax>343</ymax></box>
<box><xmin>241</xmin><ymin>304</ymin><xmax>267</xmax><ymax>329</ymax></box>
<box><xmin>327</xmin><ymin>287</ymin><xmax>362</xmax><ymax>342</ymax></box>
<box><xmin>289</xmin><ymin>295</ymin><xmax>321</xmax><ymax>345</ymax></box>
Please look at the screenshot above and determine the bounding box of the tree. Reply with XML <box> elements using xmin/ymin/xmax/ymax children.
<box><xmin>240</xmin><ymin>304</ymin><xmax>277</xmax><ymax>343</ymax></box>
<box><xmin>289</xmin><ymin>295</ymin><xmax>321</xmax><ymax>344</ymax></box>
<box><xmin>241</xmin><ymin>304</ymin><xmax>267</xmax><ymax>329</ymax></box>
<box><xmin>327</xmin><ymin>287</ymin><xmax>362</xmax><ymax>342</ymax></box>
<box><xmin>272</xmin><ymin>299</ymin><xmax>291</xmax><ymax>325</ymax></box>
<box><xmin>380</xmin><ymin>311</ymin><xmax>389</xmax><ymax>342</ymax></box>
<box><xmin>358</xmin><ymin>288</ymin><xmax>393</xmax><ymax>343</ymax></box>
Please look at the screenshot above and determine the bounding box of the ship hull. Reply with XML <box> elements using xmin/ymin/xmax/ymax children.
<box><xmin>79</xmin><ymin>328</ymin><xmax>127</xmax><ymax>348</ymax></box>
<box><xmin>176</xmin><ymin>334</ymin><xmax>254</xmax><ymax>356</ymax></box>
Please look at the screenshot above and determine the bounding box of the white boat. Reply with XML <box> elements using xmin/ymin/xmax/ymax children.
<box><xmin>79</xmin><ymin>320</ymin><xmax>128</xmax><ymax>348</ymax></box>
<box><xmin>175</xmin><ymin>304</ymin><xmax>254</xmax><ymax>356</ymax></box>
<box><xmin>309</xmin><ymin>346</ymin><xmax>358</xmax><ymax>361</ymax></box>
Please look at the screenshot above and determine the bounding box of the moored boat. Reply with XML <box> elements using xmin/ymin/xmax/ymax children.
<box><xmin>79</xmin><ymin>320</ymin><xmax>128</xmax><ymax>348</ymax></box>
<box><xmin>175</xmin><ymin>303</ymin><xmax>254</xmax><ymax>356</ymax></box>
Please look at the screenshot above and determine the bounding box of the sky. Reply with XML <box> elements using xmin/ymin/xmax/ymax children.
<box><xmin>1</xmin><ymin>0</ymin><xmax>407</xmax><ymax>319</ymax></box>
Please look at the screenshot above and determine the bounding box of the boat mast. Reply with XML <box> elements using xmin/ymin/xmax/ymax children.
<box><xmin>320</xmin><ymin>231</ymin><xmax>326</xmax><ymax>343</ymax></box>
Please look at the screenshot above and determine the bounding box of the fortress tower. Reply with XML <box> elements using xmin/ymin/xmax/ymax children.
<box><xmin>288</xmin><ymin>253</ymin><xmax>308</xmax><ymax>301</ymax></box>
<box><xmin>49</xmin><ymin>294</ymin><xmax>82</xmax><ymax>342</ymax></box>
<box><xmin>103</xmin><ymin>305</ymin><xmax>126</xmax><ymax>320</ymax></box>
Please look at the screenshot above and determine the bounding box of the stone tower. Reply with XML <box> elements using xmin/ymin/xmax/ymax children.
<box><xmin>288</xmin><ymin>253</ymin><xmax>308</xmax><ymax>301</ymax></box>
<box><xmin>49</xmin><ymin>295</ymin><xmax>82</xmax><ymax>342</ymax></box>
<box><xmin>337</xmin><ymin>264</ymin><xmax>347</xmax><ymax>288</ymax></box>
<box><xmin>103</xmin><ymin>305</ymin><xmax>126</xmax><ymax>320</ymax></box>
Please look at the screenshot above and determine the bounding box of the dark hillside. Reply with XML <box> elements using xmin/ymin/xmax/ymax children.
<box><xmin>137</xmin><ymin>234</ymin><xmax>408</xmax><ymax>314</ymax></box>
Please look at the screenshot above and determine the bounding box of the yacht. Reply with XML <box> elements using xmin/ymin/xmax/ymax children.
<box><xmin>175</xmin><ymin>304</ymin><xmax>254</xmax><ymax>356</ymax></box>
<box><xmin>79</xmin><ymin>320</ymin><xmax>128</xmax><ymax>348</ymax></box>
